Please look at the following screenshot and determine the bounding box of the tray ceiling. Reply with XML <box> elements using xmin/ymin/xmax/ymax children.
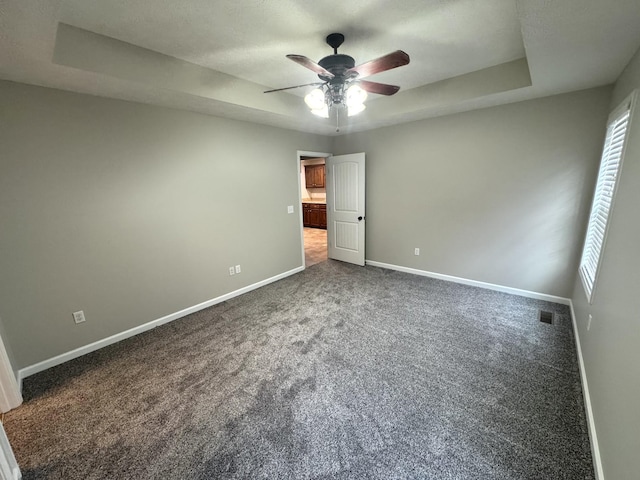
<box><xmin>1</xmin><ymin>0</ymin><xmax>640</xmax><ymax>135</ymax></box>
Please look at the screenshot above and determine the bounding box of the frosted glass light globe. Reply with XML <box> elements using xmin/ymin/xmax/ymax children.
<box><xmin>347</xmin><ymin>103</ymin><xmax>366</xmax><ymax>116</ymax></box>
<box><xmin>311</xmin><ymin>105</ymin><xmax>329</xmax><ymax>118</ymax></box>
<box><xmin>346</xmin><ymin>85</ymin><xmax>368</xmax><ymax>108</ymax></box>
<box><xmin>304</xmin><ymin>88</ymin><xmax>326</xmax><ymax>110</ymax></box>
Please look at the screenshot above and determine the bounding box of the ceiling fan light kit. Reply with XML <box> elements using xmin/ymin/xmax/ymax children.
<box><xmin>265</xmin><ymin>33</ymin><xmax>409</xmax><ymax>125</ymax></box>
<box><xmin>305</xmin><ymin>84</ymin><xmax>367</xmax><ymax>118</ymax></box>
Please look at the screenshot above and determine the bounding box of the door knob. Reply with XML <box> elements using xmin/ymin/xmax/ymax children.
<box><xmin>358</xmin><ymin>216</ymin><xmax>363</xmax><ymax>221</ymax></box>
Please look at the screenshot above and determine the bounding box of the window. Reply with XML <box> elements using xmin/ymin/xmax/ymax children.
<box><xmin>579</xmin><ymin>93</ymin><xmax>635</xmax><ymax>303</ymax></box>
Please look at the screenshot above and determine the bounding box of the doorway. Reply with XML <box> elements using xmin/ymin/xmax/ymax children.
<box><xmin>303</xmin><ymin>227</ymin><xmax>327</xmax><ymax>267</ymax></box>
<box><xmin>297</xmin><ymin>150</ymin><xmax>366</xmax><ymax>268</ymax></box>
<box><xmin>297</xmin><ymin>151</ymin><xmax>330</xmax><ymax>267</ymax></box>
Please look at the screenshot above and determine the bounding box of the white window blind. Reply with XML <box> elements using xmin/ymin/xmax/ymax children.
<box><xmin>579</xmin><ymin>97</ymin><xmax>633</xmax><ymax>303</ymax></box>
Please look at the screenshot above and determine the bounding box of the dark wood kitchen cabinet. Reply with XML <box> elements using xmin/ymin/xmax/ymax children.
<box><xmin>303</xmin><ymin>204</ymin><xmax>312</xmax><ymax>227</ymax></box>
<box><xmin>305</xmin><ymin>165</ymin><xmax>325</xmax><ymax>188</ymax></box>
<box><xmin>302</xmin><ymin>203</ymin><xmax>327</xmax><ymax>229</ymax></box>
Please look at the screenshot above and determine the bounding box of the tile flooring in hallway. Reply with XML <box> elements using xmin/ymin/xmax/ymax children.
<box><xmin>304</xmin><ymin>227</ymin><xmax>327</xmax><ymax>267</ymax></box>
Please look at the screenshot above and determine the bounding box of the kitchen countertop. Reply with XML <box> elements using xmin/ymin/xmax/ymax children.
<box><xmin>301</xmin><ymin>199</ymin><xmax>326</xmax><ymax>204</ymax></box>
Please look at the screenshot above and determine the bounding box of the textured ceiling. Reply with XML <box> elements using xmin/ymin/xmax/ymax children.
<box><xmin>59</xmin><ymin>0</ymin><xmax>525</xmax><ymax>92</ymax></box>
<box><xmin>1</xmin><ymin>0</ymin><xmax>640</xmax><ymax>135</ymax></box>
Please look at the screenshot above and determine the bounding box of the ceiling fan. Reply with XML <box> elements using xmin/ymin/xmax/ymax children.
<box><xmin>264</xmin><ymin>33</ymin><xmax>410</xmax><ymax>121</ymax></box>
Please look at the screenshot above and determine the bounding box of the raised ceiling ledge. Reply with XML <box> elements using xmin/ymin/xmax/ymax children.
<box><xmin>53</xmin><ymin>23</ymin><xmax>309</xmax><ymax>119</ymax></box>
<box><xmin>355</xmin><ymin>58</ymin><xmax>532</xmax><ymax>125</ymax></box>
<box><xmin>53</xmin><ymin>22</ymin><xmax>532</xmax><ymax>136</ymax></box>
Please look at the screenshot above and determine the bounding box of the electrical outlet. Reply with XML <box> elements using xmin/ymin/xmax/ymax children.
<box><xmin>287</xmin><ymin>205</ymin><xmax>294</xmax><ymax>214</ymax></box>
<box><xmin>73</xmin><ymin>310</ymin><xmax>86</xmax><ymax>324</ymax></box>
<box><xmin>229</xmin><ymin>266</ymin><xmax>235</xmax><ymax>276</ymax></box>
<box><xmin>414</xmin><ymin>248</ymin><xmax>420</xmax><ymax>256</ymax></box>
<box><xmin>587</xmin><ymin>314</ymin><xmax>592</xmax><ymax>331</ymax></box>
<box><xmin>235</xmin><ymin>265</ymin><xmax>241</xmax><ymax>274</ymax></box>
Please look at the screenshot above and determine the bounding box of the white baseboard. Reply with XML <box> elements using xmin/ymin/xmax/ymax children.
<box><xmin>569</xmin><ymin>301</ymin><xmax>604</xmax><ymax>480</ymax></box>
<box><xmin>17</xmin><ymin>266</ymin><xmax>304</xmax><ymax>385</ymax></box>
<box><xmin>365</xmin><ymin>260</ymin><xmax>571</xmax><ymax>305</ymax></box>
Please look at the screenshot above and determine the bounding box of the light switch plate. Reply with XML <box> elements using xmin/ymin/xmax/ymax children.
<box><xmin>287</xmin><ymin>205</ymin><xmax>294</xmax><ymax>214</ymax></box>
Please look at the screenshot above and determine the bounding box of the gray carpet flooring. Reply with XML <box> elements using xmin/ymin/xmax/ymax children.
<box><xmin>5</xmin><ymin>261</ymin><xmax>594</xmax><ymax>479</ymax></box>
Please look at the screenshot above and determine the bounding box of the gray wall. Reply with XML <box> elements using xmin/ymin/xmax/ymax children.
<box><xmin>333</xmin><ymin>88</ymin><xmax>612</xmax><ymax>298</ymax></box>
<box><xmin>571</xmin><ymin>47</ymin><xmax>640</xmax><ymax>480</ymax></box>
<box><xmin>1</xmin><ymin>69</ymin><xmax>632</xmax><ymax>476</ymax></box>
<box><xmin>0</xmin><ymin>81</ymin><xmax>330</xmax><ymax>369</ymax></box>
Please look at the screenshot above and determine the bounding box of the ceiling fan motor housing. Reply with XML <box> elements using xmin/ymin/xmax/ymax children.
<box><xmin>318</xmin><ymin>54</ymin><xmax>356</xmax><ymax>80</ymax></box>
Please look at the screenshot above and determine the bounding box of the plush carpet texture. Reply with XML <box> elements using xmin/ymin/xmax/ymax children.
<box><xmin>6</xmin><ymin>261</ymin><xmax>594</xmax><ymax>479</ymax></box>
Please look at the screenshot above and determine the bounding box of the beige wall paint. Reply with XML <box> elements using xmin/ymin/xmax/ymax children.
<box><xmin>2</xmin><ymin>78</ymin><xmax>631</xmax><ymax>480</ymax></box>
<box><xmin>610</xmin><ymin>46</ymin><xmax>640</xmax><ymax>109</ymax></box>
<box><xmin>571</xmin><ymin>46</ymin><xmax>640</xmax><ymax>480</ymax></box>
<box><xmin>0</xmin><ymin>81</ymin><xmax>330</xmax><ymax>369</ymax></box>
<box><xmin>333</xmin><ymin>87</ymin><xmax>612</xmax><ymax>298</ymax></box>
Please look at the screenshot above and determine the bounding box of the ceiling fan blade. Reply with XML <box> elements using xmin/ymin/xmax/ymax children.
<box><xmin>264</xmin><ymin>82</ymin><xmax>326</xmax><ymax>93</ymax></box>
<box><xmin>286</xmin><ymin>54</ymin><xmax>335</xmax><ymax>78</ymax></box>
<box><xmin>358</xmin><ymin>80</ymin><xmax>401</xmax><ymax>96</ymax></box>
<box><xmin>346</xmin><ymin>50</ymin><xmax>410</xmax><ymax>79</ymax></box>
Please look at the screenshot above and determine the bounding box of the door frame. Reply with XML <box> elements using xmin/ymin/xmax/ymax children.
<box><xmin>296</xmin><ymin>150</ymin><xmax>332</xmax><ymax>268</ymax></box>
<box><xmin>0</xmin><ymin>331</ymin><xmax>21</xmax><ymax>413</ymax></box>
<box><xmin>0</xmin><ymin>421</ymin><xmax>20</xmax><ymax>480</ymax></box>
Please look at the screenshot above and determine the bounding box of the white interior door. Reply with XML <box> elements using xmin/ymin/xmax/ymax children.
<box><xmin>326</xmin><ymin>153</ymin><xmax>365</xmax><ymax>266</ymax></box>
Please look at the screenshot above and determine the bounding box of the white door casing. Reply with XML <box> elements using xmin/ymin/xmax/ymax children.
<box><xmin>326</xmin><ymin>153</ymin><xmax>365</xmax><ymax>266</ymax></box>
<box><xmin>0</xmin><ymin>334</ymin><xmax>21</xmax><ymax>414</ymax></box>
<box><xmin>0</xmin><ymin>331</ymin><xmax>22</xmax><ymax>478</ymax></box>
<box><xmin>0</xmin><ymin>423</ymin><xmax>20</xmax><ymax>480</ymax></box>
<box><xmin>296</xmin><ymin>150</ymin><xmax>331</xmax><ymax>267</ymax></box>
